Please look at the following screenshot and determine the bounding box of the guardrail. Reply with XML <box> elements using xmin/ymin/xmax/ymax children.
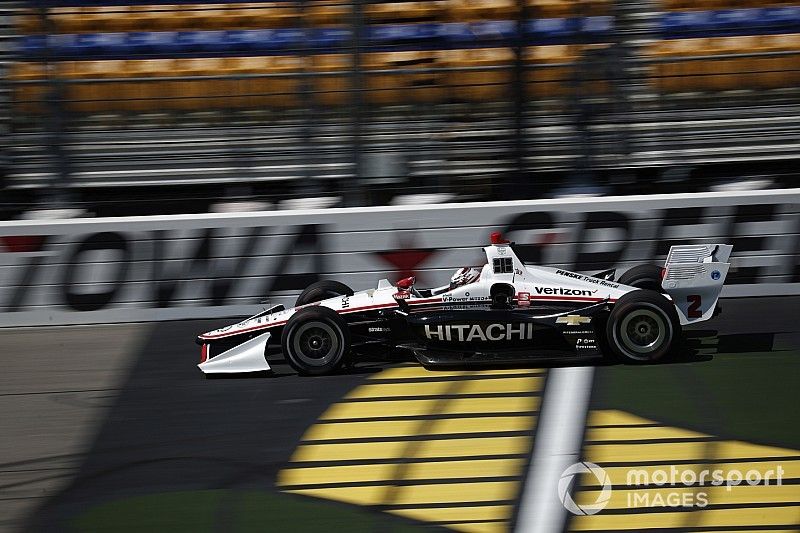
<box><xmin>1</xmin><ymin>189</ymin><xmax>798</xmax><ymax>326</ymax></box>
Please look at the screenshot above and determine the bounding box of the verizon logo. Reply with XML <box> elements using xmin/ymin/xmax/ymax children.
<box><xmin>534</xmin><ymin>287</ymin><xmax>595</xmax><ymax>297</ymax></box>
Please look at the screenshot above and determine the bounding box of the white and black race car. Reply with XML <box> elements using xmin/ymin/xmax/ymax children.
<box><xmin>196</xmin><ymin>233</ymin><xmax>732</xmax><ymax>375</ymax></box>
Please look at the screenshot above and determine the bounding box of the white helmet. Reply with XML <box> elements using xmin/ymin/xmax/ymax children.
<box><xmin>450</xmin><ymin>267</ymin><xmax>480</xmax><ymax>289</ymax></box>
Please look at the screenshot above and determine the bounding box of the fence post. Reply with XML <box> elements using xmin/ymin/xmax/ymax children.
<box><xmin>37</xmin><ymin>2</ymin><xmax>74</xmax><ymax>211</ymax></box>
<box><xmin>512</xmin><ymin>0</ymin><xmax>528</xmax><ymax>198</ymax></box>
<box><xmin>346</xmin><ymin>0</ymin><xmax>365</xmax><ymax>206</ymax></box>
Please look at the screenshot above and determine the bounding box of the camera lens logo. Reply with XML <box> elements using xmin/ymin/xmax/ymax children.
<box><xmin>558</xmin><ymin>461</ymin><xmax>612</xmax><ymax>515</ymax></box>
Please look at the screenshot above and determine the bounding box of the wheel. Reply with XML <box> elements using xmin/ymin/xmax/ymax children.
<box><xmin>605</xmin><ymin>290</ymin><xmax>680</xmax><ymax>363</ymax></box>
<box><xmin>618</xmin><ymin>264</ymin><xmax>664</xmax><ymax>292</ymax></box>
<box><xmin>295</xmin><ymin>280</ymin><xmax>354</xmax><ymax>306</ymax></box>
<box><xmin>281</xmin><ymin>306</ymin><xmax>351</xmax><ymax>375</ymax></box>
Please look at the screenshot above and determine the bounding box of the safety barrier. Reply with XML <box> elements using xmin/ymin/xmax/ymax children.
<box><xmin>0</xmin><ymin>189</ymin><xmax>798</xmax><ymax>326</ymax></box>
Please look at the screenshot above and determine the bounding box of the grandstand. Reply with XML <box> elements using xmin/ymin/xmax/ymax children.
<box><xmin>1</xmin><ymin>1</ymin><xmax>799</xmax><ymax>216</ymax></box>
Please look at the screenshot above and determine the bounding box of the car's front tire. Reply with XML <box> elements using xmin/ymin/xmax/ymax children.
<box><xmin>605</xmin><ymin>290</ymin><xmax>680</xmax><ymax>363</ymax></box>
<box><xmin>281</xmin><ymin>306</ymin><xmax>351</xmax><ymax>375</ymax></box>
<box><xmin>295</xmin><ymin>280</ymin><xmax>354</xmax><ymax>306</ymax></box>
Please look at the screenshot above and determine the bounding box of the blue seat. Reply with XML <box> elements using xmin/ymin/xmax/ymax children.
<box><xmin>125</xmin><ymin>32</ymin><xmax>183</xmax><ymax>55</ymax></box>
<box><xmin>525</xmin><ymin>18</ymin><xmax>579</xmax><ymax>44</ymax></box>
<box><xmin>218</xmin><ymin>28</ymin><xmax>304</xmax><ymax>54</ymax></box>
<box><xmin>469</xmin><ymin>20</ymin><xmax>518</xmax><ymax>42</ymax></box>
<box><xmin>368</xmin><ymin>23</ymin><xmax>441</xmax><ymax>47</ymax></box>
<box><xmin>224</xmin><ymin>30</ymin><xmax>278</xmax><ymax>53</ymax></box>
<box><xmin>18</xmin><ymin>35</ymin><xmax>46</xmax><ymax>59</ymax></box>
<box><xmin>266</xmin><ymin>28</ymin><xmax>305</xmax><ymax>52</ymax></box>
<box><xmin>580</xmin><ymin>15</ymin><xmax>613</xmax><ymax>38</ymax></box>
<box><xmin>660</xmin><ymin>10</ymin><xmax>715</xmax><ymax>39</ymax></box>
<box><xmin>759</xmin><ymin>7</ymin><xmax>800</xmax><ymax>34</ymax></box>
<box><xmin>311</xmin><ymin>27</ymin><xmax>351</xmax><ymax>50</ymax></box>
<box><xmin>35</xmin><ymin>33</ymin><xmax>130</xmax><ymax>58</ymax></box>
<box><xmin>438</xmin><ymin>22</ymin><xmax>475</xmax><ymax>46</ymax></box>
<box><xmin>708</xmin><ymin>9</ymin><xmax>760</xmax><ymax>36</ymax></box>
<box><xmin>84</xmin><ymin>32</ymin><xmax>133</xmax><ymax>55</ymax></box>
<box><xmin>175</xmin><ymin>31</ymin><xmax>229</xmax><ymax>53</ymax></box>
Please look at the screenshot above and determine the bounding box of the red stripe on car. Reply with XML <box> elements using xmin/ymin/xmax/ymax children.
<box><xmin>198</xmin><ymin>301</ymin><xmax>401</xmax><ymax>340</ymax></box>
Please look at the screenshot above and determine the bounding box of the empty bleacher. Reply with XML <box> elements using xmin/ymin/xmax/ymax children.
<box><xmin>3</xmin><ymin>0</ymin><xmax>800</xmax><ymax>201</ymax></box>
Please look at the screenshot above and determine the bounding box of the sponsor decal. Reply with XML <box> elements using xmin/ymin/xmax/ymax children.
<box><xmin>2</xmin><ymin>199</ymin><xmax>798</xmax><ymax>325</ymax></box>
<box><xmin>497</xmin><ymin>246</ymin><xmax>507</xmax><ymax>256</ymax></box>
<box><xmin>517</xmin><ymin>292</ymin><xmax>531</xmax><ymax>306</ymax></box>
<box><xmin>575</xmin><ymin>338</ymin><xmax>596</xmax><ymax>349</ymax></box>
<box><xmin>424</xmin><ymin>323</ymin><xmax>534</xmax><ymax>341</ymax></box>
<box><xmin>555</xmin><ymin>269</ymin><xmax>619</xmax><ymax>289</ymax></box>
<box><xmin>556</xmin><ymin>269</ymin><xmax>583</xmax><ymax>280</ymax></box>
<box><xmin>393</xmin><ymin>291</ymin><xmax>410</xmax><ymax>300</ymax></box>
<box><xmin>368</xmin><ymin>327</ymin><xmax>391</xmax><ymax>333</ymax></box>
<box><xmin>442</xmin><ymin>292</ymin><xmax>488</xmax><ymax>303</ymax></box>
<box><xmin>535</xmin><ymin>287</ymin><xmax>596</xmax><ymax>297</ymax></box>
<box><xmin>556</xmin><ymin>315</ymin><xmax>592</xmax><ymax>326</ymax></box>
<box><xmin>341</xmin><ymin>295</ymin><xmax>350</xmax><ymax>308</ymax></box>
<box><xmin>711</xmin><ymin>270</ymin><xmax>721</xmax><ymax>280</ymax></box>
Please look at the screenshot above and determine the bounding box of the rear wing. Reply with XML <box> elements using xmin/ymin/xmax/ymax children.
<box><xmin>661</xmin><ymin>244</ymin><xmax>732</xmax><ymax>325</ymax></box>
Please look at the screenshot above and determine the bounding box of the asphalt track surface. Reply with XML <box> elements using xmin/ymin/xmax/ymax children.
<box><xmin>4</xmin><ymin>297</ymin><xmax>800</xmax><ymax>533</ymax></box>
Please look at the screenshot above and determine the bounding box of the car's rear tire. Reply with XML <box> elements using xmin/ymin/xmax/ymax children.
<box><xmin>605</xmin><ymin>290</ymin><xmax>680</xmax><ymax>364</ymax></box>
<box><xmin>281</xmin><ymin>306</ymin><xmax>350</xmax><ymax>375</ymax></box>
<box><xmin>618</xmin><ymin>264</ymin><xmax>664</xmax><ymax>292</ymax></box>
<box><xmin>295</xmin><ymin>280</ymin><xmax>354</xmax><ymax>306</ymax></box>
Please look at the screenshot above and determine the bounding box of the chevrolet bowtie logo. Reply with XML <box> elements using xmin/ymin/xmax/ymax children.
<box><xmin>556</xmin><ymin>315</ymin><xmax>592</xmax><ymax>326</ymax></box>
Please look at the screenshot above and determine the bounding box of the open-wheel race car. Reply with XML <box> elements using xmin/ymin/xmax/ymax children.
<box><xmin>196</xmin><ymin>233</ymin><xmax>732</xmax><ymax>375</ymax></box>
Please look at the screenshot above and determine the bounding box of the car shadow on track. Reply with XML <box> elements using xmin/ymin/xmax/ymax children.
<box><xmin>204</xmin><ymin>330</ymin><xmax>795</xmax><ymax>379</ymax></box>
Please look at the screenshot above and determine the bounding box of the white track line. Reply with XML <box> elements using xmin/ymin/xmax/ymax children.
<box><xmin>515</xmin><ymin>366</ymin><xmax>595</xmax><ymax>533</ymax></box>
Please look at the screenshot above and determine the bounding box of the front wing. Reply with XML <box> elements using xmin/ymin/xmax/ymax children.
<box><xmin>198</xmin><ymin>332</ymin><xmax>272</xmax><ymax>374</ymax></box>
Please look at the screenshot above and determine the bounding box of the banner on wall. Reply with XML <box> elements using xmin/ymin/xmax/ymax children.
<box><xmin>0</xmin><ymin>190</ymin><xmax>797</xmax><ymax>326</ymax></box>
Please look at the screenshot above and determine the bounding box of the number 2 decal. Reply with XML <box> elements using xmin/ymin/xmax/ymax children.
<box><xmin>687</xmin><ymin>294</ymin><xmax>702</xmax><ymax>319</ymax></box>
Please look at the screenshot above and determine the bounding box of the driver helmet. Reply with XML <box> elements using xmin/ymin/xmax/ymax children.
<box><xmin>450</xmin><ymin>267</ymin><xmax>480</xmax><ymax>290</ymax></box>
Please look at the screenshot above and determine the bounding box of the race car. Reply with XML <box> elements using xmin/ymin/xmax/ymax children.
<box><xmin>196</xmin><ymin>232</ymin><xmax>732</xmax><ymax>375</ymax></box>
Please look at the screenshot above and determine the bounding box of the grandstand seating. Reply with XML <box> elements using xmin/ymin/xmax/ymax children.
<box><xmin>527</xmin><ymin>0</ymin><xmax>611</xmax><ymax>18</ymax></box>
<box><xmin>11</xmin><ymin>29</ymin><xmax>800</xmax><ymax>115</ymax></box>
<box><xmin>648</xmin><ymin>33</ymin><xmax>800</xmax><ymax>92</ymax></box>
<box><xmin>660</xmin><ymin>6</ymin><xmax>800</xmax><ymax>38</ymax></box>
<box><xmin>363</xmin><ymin>51</ymin><xmax>443</xmax><ymax>104</ymax></box>
<box><xmin>64</xmin><ymin>59</ymin><xmax>126</xmax><ymax>112</ymax></box>
<box><xmin>310</xmin><ymin>53</ymin><xmax>349</xmax><ymax>106</ymax></box>
<box><xmin>439</xmin><ymin>47</ymin><xmax>514</xmax><ymax>102</ymax></box>
<box><xmin>16</xmin><ymin>4</ymin><xmax>303</xmax><ymax>34</ymax></box>
<box><xmin>365</xmin><ymin>1</ymin><xmax>443</xmax><ymax>23</ymax></box>
<box><xmin>8</xmin><ymin>0</ymin><xmax>800</xmax><ymax>114</ymax></box>
<box><xmin>524</xmin><ymin>44</ymin><xmax>579</xmax><ymax>97</ymax></box>
<box><xmin>15</xmin><ymin>1</ymin><xmax>620</xmax><ymax>35</ymax></box>
<box><xmin>758</xmin><ymin>32</ymin><xmax>800</xmax><ymax>87</ymax></box>
<box><xmin>17</xmin><ymin>17</ymin><xmax>617</xmax><ymax>60</ymax></box>
<box><xmin>9</xmin><ymin>61</ymin><xmax>47</xmax><ymax>114</ymax></box>
<box><xmin>444</xmin><ymin>0</ymin><xmax>517</xmax><ymax>22</ymax></box>
<box><xmin>662</xmin><ymin>0</ymin><xmax>800</xmax><ymax>11</ymax></box>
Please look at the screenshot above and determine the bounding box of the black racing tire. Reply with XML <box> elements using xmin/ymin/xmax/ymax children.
<box><xmin>281</xmin><ymin>306</ymin><xmax>351</xmax><ymax>375</ymax></box>
<box><xmin>618</xmin><ymin>264</ymin><xmax>664</xmax><ymax>292</ymax></box>
<box><xmin>605</xmin><ymin>290</ymin><xmax>680</xmax><ymax>364</ymax></box>
<box><xmin>295</xmin><ymin>280</ymin><xmax>354</xmax><ymax>307</ymax></box>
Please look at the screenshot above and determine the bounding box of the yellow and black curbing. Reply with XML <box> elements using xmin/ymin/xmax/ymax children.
<box><xmin>278</xmin><ymin>365</ymin><xmax>546</xmax><ymax>533</ymax></box>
